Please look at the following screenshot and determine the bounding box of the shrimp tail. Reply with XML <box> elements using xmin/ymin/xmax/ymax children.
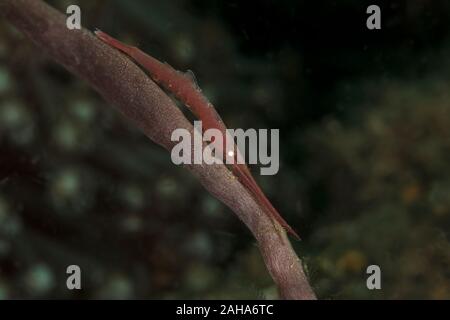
<box><xmin>95</xmin><ymin>29</ymin><xmax>134</xmax><ymax>55</ymax></box>
<box><xmin>232</xmin><ymin>165</ymin><xmax>301</xmax><ymax>240</ymax></box>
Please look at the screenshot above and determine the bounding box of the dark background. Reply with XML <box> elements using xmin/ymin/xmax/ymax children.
<box><xmin>0</xmin><ymin>0</ymin><xmax>449</xmax><ymax>299</ymax></box>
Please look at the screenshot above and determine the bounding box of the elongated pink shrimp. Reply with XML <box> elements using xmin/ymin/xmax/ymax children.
<box><xmin>95</xmin><ymin>30</ymin><xmax>300</xmax><ymax>240</ymax></box>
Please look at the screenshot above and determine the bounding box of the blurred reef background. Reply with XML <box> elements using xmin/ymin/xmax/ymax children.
<box><xmin>0</xmin><ymin>0</ymin><xmax>449</xmax><ymax>299</ymax></box>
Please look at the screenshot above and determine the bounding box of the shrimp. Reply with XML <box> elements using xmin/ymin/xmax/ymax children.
<box><xmin>95</xmin><ymin>30</ymin><xmax>300</xmax><ymax>240</ymax></box>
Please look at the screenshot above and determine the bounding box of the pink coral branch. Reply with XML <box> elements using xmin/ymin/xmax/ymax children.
<box><xmin>0</xmin><ymin>0</ymin><xmax>316</xmax><ymax>299</ymax></box>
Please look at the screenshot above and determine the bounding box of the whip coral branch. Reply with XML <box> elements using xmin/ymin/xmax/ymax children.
<box><xmin>0</xmin><ymin>0</ymin><xmax>316</xmax><ymax>299</ymax></box>
<box><xmin>94</xmin><ymin>30</ymin><xmax>301</xmax><ymax>241</ymax></box>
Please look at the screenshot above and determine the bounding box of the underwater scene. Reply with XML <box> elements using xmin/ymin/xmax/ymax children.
<box><xmin>0</xmin><ymin>0</ymin><xmax>449</xmax><ymax>300</ymax></box>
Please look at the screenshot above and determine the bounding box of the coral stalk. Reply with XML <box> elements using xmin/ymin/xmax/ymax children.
<box><xmin>0</xmin><ymin>0</ymin><xmax>316</xmax><ymax>299</ymax></box>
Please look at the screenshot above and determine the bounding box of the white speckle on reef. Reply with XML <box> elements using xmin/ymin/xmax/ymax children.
<box><xmin>96</xmin><ymin>274</ymin><xmax>134</xmax><ymax>299</ymax></box>
<box><xmin>23</xmin><ymin>263</ymin><xmax>55</xmax><ymax>295</ymax></box>
<box><xmin>183</xmin><ymin>231</ymin><xmax>213</xmax><ymax>260</ymax></box>
<box><xmin>157</xmin><ymin>178</ymin><xmax>178</xmax><ymax>198</ymax></box>
<box><xmin>51</xmin><ymin>169</ymin><xmax>80</xmax><ymax>199</ymax></box>
<box><xmin>120</xmin><ymin>183</ymin><xmax>145</xmax><ymax>209</ymax></box>
<box><xmin>0</xmin><ymin>101</ymin><xmax>25</xmax><ymax>127</ymax></box>
<box><xmin>70</xmin><ymin>100</ymin><xmax>96</xmax><ymax>123</ymax></box>
<box><xmin>183</xmin><ymin>263</ymin><xmax>216</xmax><ymax>292</ymax></box>
<box><xmin>49</xmin><ymin>167</ymin><xmax>95</xmax><ymax>215</ymax></box>
<box><xmin>261</xmin><ymin>286</ymin><xmax>279</xmax><ymax>299</ymax></box>
<box><xmin>53</xmin><ymin>121</ymin><xmax>79</xmax><ymax>150</ymax></box>
<box><xmin>201</xmin><ymin>195</ymin><xmax>222</xmax><ymax>218</ymax></box>
<box><xmin>0</xmin><ymin>100</ymin><xmax>35</xmax><ymax>145</ymax></box>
